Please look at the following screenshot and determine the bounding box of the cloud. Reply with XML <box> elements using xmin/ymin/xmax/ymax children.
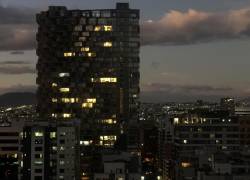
<box><xmin>0</xmin><ymin>84</ymin><xmax>36</xmax><ymax>94</ymax></box>
<box><xmin>0</xmin><ymin>61</ymin><xmax>30</xmax><ymax>65</ymax></box>
<box><xmin>10</xmin><ymin>51</ymin><xmax>25</xmax><ymax>55</ymax></box>
<box><xmin>141</xmin><ymin>8</ymin><xmax>250</xmax><ymax>45</ymax></box>
<box><xmin>0</xmin><ymin>6</ymin><xmax>37</xmax><ymax>51</ymax></box>
<box><xmin>0</xmin><ymin>66</ymin><xmax>35</xmax><ymax>74</ymax></box>
<box><xmin>141</xmin><ymin>83</ymin><xmax>237</xmax><ymax>102</ymax></box>
<box><xmin>143</xmin><ymin>83</ymin><xmax>233</xmax><ymax>95</ymax></box>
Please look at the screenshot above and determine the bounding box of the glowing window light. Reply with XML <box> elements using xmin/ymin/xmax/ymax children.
<box><xmin>81</xmin><ymin>47</ymin><xmax>90</xmax><ymax>52</ymax></box>
<box><xmin>64</xmin><ymin>52</ymin><xmax>75</xmax><ymax>57</ymax></box>
<box><xmin>86</xmin><ymin>98</ymin><xmax>96</xmax><ymax>103</ymax></box>
<box><xmin>100</xmin><ymin>77</ymin><xmax>117</xmax><ymax>83</ymax></box>
<box><xmin>87</xmin><ymin>52</ymin><xmax>96</xmax><ymax>57</ymax></box>
<box><xmin>94</xmin><ymin>26</ymin><xmax>101</xmax><ymax>31</ymax></box>
<box><xmin>52</xmin><ymin>83</ymin><xmax>58</xmax><ymax>87</ymax></box>
<box><xmin>50</xmin><ymin>132</ymin><xmax>56</xmax><ymax>139</ymax></box>
<box><xmin>63</xmin><ymin>113</ymin><xmax>71</xmax><ymax>118</ymax></box>
<box><xmin>101</xmin><ymin>119</ymin><xmax>117</xmax><ymax>124</ymax></box>
<box><xmin>82</xmin><ymin>103</ymin><xmax>93</xmax><ymax>108</ymax></box>
<box><xmin>103</xmin><ymin>41</ymin><xmax>112</xmax><ymax>47</ymax></box>
<box><xmin>59</xmin><ymin>88</ymin><xmax>70</xmax><ymax>93</ymax></box>
<box><xmin>35</xmin><ymin>132</ymin><xmax>43</xmax><ymax>137</ymax></box>
<box><xmin>51</xmin><ymin>113</ymin><xmax>57</xmax><ymax>118</ymax></box>
<box><xmin>183</xmin><ymin>139</ymin><xmax>188</xmax><ymax>144</ymax></box>
<box><xmin>104</xmin><ymin>25</ymin><xmax>112</xmax><ymax>31</ymax></box>
<box><xmin>51</xmin><ymin>98</ymin><xmax>58</xmax><ymax>103</ymax></box>
<box><xmin>181</xmin><ymin>162</ymin><xmax>191</xmax><ymax>168</ymax></box>
<box><xmin>59</xmin><ymin>73</ymin><xmax>70</xmax><ymax>77</ymax></box>
<box><xmin>80</xmin><ymin>140</ymin><xmax>93</xmax><ymax>146</ymax></box>
<box><xmin>100</xmin><ymin>135</ymin><xmax>116</xmax><ymax>141</ymax></box>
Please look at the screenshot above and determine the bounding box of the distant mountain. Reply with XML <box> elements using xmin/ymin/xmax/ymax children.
<box><xmin>0</xmin><ymin>92</ymin><xmax>36</xmax><ymax>106</ymax></box>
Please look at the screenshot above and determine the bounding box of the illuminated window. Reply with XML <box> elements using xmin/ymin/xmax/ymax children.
<box><xmin>61</xmin><ymin>98</ymin><xmax>78</xmax><ymax>103</ymax></box>
<box><xmin>59</xmin><ymin>73</ymin><xmax>70</xmax><ymax>77</ymax></box>
<box><xmin>64</xmin><ymin>52</ymin><xmax>75</xmax><ymax>57</ymax></box>
<box><xmin>80</xmin><ymin>140</ymin><xmax>93</xmax><ymax>146</ymax></box>
<box><xmin>174</xmin><ymin>118</ymin><xmax>179</xmax><ymax>124</ymax></box>
<box><xmin>94</xmin><ymin>26</ymin><xmax>101</xmax><ymax>31</ymax></box>
<box><xmin>87</xmin><ymin>52</ymin><xmax>96</xmax><ymax>57</ymax></box>
<box><xmin>104</xmin><ymin>25</ymin><xmax>112</xmax><ymax>31</ymax></box>
<box><xmin>100</xmin><ymin>135</ymin><xmax>116</xmax><ymax>141</ymax></box>
<box><xmin>63</xmin><ymin>113</ymin><xmax>71</xmax><ymax>118</ymax></box>
<box><xmin>51</xmin><ymin>98</ymin><xmax>58</xmax><ymax>103</ymax></box>
<box><xmin>52</xmin><ymin>113</ymin><xmax>57</xmax><ymax>118</ymax></box>
<box><xmin>81</xmin><ymin>47</ymin><xmax>90</xmax><ymax>52</ymax></box>
<box><xmin>50</xmin><ymin>132</ymin><xmax>56</xmax><ymax>139</ymax></box>
<box><xmin>103</xmin><ymin>41</ymin><xmax>112</xmax><ymax>47</ymax></box>
<box><xmin>52</xmin><ymin>83</ymin><xmax>58</xmax><ymax>87</ymax></box>
<box><xmin>100</xmin><ymin>119</ymin><xmax>117</xmax><ymax>124</ymax></box>
<box><xmin>181</xmin><ymin>162</ymin><xmax>191</xmax><ymax>168</ymax></box>
<box><xmin>183</xmin><ymin>140</ymin><xmax>188</xmax><ymax>144</ymax></box>
<box><xmin>35</xmin><ymin>132</ymin><xmax>43</xmax><ymax>137</ymax></box>
<box><xmin>86</xmin><ymin>98</ymin><xmax>96</xmax><ymax>103</ymax></box>
<box><xmin>59</xmin><ymin>88</ymin><xmax>70</xmax><ymax>93</ymax></box>
<box><xmin>34</xmin><ymin>161</ymin><xmax>43</xmax><ymax>165</ymax></box>
<box><xmin>100</xmin><ymin>77</ymin><xmax>117</xmax><ymax>83</ymax></box>
<box><xmin>82</xmin><ymin>103</ymin><xmax>93</xmax><ymax>108</ymax></box>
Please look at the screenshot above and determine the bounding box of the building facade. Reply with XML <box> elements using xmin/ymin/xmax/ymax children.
<box><xmin>36</xmin><ymin>3</ymin><xmax>140</xmax><ymax>179</ymax></box>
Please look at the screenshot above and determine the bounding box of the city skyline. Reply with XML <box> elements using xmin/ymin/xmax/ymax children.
<box><xmin>1</xmin><ymin>0</ymin><xmax>250</xmax><ymax>101</ymax></box>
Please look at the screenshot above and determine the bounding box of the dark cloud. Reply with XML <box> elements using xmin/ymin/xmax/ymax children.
<box><xmin>0</xmin><ymin>6</ymin><xmax>35</xmax><ymax>24</ymax></box>
<box><xmin>0</xmin><ymin>66</ymin><xmax>35</xmax><ymax>74</ymax></box>
<box><xmin>141</xmin><ymin>83</ymin><xmax>237</xmax><ymax>102</ymax></box>
<box><xmin>0</xmin><ymin>61</ymin><xmax>30</xmax><ymax>65</ymax></box>
<box><xmin>10</xmin><ymin>51</ymin><xmax>25</xmax><ymax>55</ymax></box>
<box><xmin>151</xmin><ymin>62</ymin><xmax>160</xmax><ymax>69</ymax></box>
<box><xmin>0</xmin><ymin>6</ymin><xmax>37</xmax><ymax>51</ymax></box>
<box><xmin>141</xmin><ymin>8</ymin><xmax>250</xmax><ymax>45</ymax></box>
<box><xmin>0</xmin><ymin>84</ymin><xmax>36</xmax><ymax>94</ymax></box>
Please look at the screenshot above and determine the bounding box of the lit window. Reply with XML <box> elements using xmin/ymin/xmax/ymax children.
<box><xmin>81</xmin><ymin>47</ymin><xmax>90</xmax><ymax>52</ymax></box>
<box><xmin>100</xmin><ymin>135</ymin><xmax>116</xmax><ymax>141</ymax></box>
<box><xmin>101</xmin><ymin>119</ymin><xmax>117</xmax><ymax>124</ymax></box>
<box><xmin>52</xmin><ymin>83</ymin><xmax>58</xmax><ymax>87</ymax></box>
<box><xmin>63</xmin><ymin>113</ymin><xmax>71</xmax><ymax>118</ymax></box>
<box><xmin>100</xmin><ymin>77</ymin><xmax>117</xmax><ymax>83</ymax></box>
<box><xmin>94</xmin><ymin>26</ymin><xmax>101</xmax><ymax>31</ymax></box>
<box><xmin>59</xmin><ymin>88</ymin><xmax>70</xmax><ymax>93</ymax></box>
<box><xmin>52</xmin><ymin>98</ymin><xmax>58</xmax><ymax>103</ymax></box>
<box><xmin>52</xmin><ymin>113</ymin><xmax>57</xmax><ymax>118</ymax></box>
<box><xmin>80</xmin><ymin>140</ymin><xmax>93</xmax><ymax>146</ymax></box>
<box><xmin>35</xmin><ymin>132</ymin><xmax>43</xmax><ymax>137</ymax></box>
<box><xmin>64</xmin><ymin>52</ymin><xmax>75</xmax><ymax>57</ymax></box>
<box><xmin>59</xmin><ymin>73</ymin><xmax>70</xmax><ymax>77</ymax></box>
<box><xmin>50</xmin><ymin>132</ymin><xmax>56</xmax><ymax>138</ymax></box>
<box><xmin>86</xmin><ymin>98</ymin><xmax>96</xmax><ymax>103</ymax></box>
<box><xmin>82</xmin><ymin>103</ymin><xmax>93</xmax><ymax>108</ymax></box>
<box><xmin>183</xmin><ymin>140</ymin><xmax>188</xmax><ymax>144</ymax></box>
<box><xmin>34</xmin><ymin>161</ymin><xmax>43</xmax><ymax>165</ymax></box>
<box><xmin>103</xmin><ymin>41</ymin><xmax>112</xmax><ymax>47</ymax></box>
<box><xmin>87</xmin><ymin>52</ymin><xmax>96</xmax><ymax>57</ymax></box>
<box><xmin>181</xmin><ymin>162</ymin><xmax>191</xmax><ymax>168</ymax></box>
<box><xmin>174</xmin><ymin>118</ymin><xmax>179</xmax><ymax>124</ymax></box>
<box><xmin>104</xmin><ymin>25</ymin><xmax>112</xmax><ymax>31</ymax></box>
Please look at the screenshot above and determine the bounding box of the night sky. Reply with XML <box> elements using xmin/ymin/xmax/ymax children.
<box><xmin>1</xmin><ymin>0</ymin><xmax>250</xmax><ymax>102</ymax></box>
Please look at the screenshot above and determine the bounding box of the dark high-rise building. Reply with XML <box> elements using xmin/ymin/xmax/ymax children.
<box><xmin>36</xmin><ymin>2</ymin><xmax>140</xmax><ymax>178</ymax></box>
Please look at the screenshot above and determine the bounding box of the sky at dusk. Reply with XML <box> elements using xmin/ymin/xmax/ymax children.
<box><xmin>1</xmin><ymin>0</ymin><xmax>250</xmax><ymax>102</ymax></box>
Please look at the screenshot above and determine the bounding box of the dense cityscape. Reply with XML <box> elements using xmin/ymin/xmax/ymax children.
<box><xmin>1</xmin><ymin>1</ymin><xmax>250</xmax><ymax>180</ymax></box>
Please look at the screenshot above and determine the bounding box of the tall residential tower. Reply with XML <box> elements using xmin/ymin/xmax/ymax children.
<box><xmin>36</xmin><ymin>3</ymin><xmax>140</xmax><ymax>178</ymax></box>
